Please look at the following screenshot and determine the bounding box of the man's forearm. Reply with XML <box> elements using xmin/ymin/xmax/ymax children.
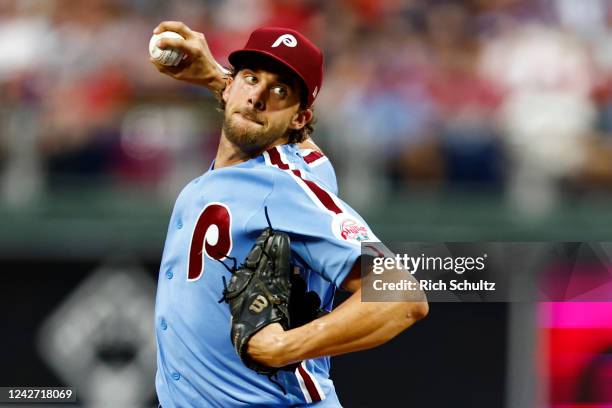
<box><xmin>281</xmin><ymin>289</ymin><xmax>428</xmax><ymax>364</ymax></box>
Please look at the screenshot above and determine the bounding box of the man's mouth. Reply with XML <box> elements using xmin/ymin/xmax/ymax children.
<box><xmin>236</xmin><ymin>112</ymin><xmax>263</xmax><ymax>125</ymax></box>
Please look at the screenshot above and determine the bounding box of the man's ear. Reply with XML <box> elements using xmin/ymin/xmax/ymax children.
<box><xmin>221</xmin><ymin>78</ymin><xmax>233</xmax><ymax>104</ymax></box>
<box><xmin>289</xmin><ymin>108</ymin><xmax>313</xmax><ymax>130</ymax></box>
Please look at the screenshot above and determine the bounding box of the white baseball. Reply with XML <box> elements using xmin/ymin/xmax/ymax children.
<box><xmin>149</xmin><ymin>31</ymin><xmax>185</xmax><ymax>67</ymax></box>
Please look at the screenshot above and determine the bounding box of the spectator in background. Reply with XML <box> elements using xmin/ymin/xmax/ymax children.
<box><xmin>0</xmin><ymin>0</ymin><xmax>53</xmax><ymax>206</ymax></box>
<box><xmin>424</xmin><ymin>2</ymin><xmax>503</xmax><ymax>188</ymax></box>
<box><xmin>480</xmin><ymin>21</ymin><xmax>595</xmax><ymax>218</ymax></box>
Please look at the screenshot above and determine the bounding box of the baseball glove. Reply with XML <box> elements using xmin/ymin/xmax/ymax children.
<box><xmin>220</xmin><ymin>227</ymin><xmax>292</xmax><ymax>375</ymax></box>
<box><xmin>220</xmin><ymin>227</ymin><xmax>327</xmax><ymax>375</ymax></box>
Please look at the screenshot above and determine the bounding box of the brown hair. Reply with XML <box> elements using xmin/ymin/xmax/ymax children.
<box><xmin>217</xmin><ymin>65</ymin><xmax>315</xmax><ymax>144</ymax></box>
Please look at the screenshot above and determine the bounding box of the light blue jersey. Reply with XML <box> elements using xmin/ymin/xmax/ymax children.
<box><xmin>155</xmin><ymin>144</ymin><xmax>375</xmax><ymax>407</ymax></box>
<box><xmin>298</xmin><ymin>148</ymin><xmax>338</xmax><ymax>195</ymax></box>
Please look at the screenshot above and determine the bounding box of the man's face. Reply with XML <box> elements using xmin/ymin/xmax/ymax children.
<box><xmin>222</xmin><ymin>62</ymin><xmax>307</xmax><ymax>154</ymax></box>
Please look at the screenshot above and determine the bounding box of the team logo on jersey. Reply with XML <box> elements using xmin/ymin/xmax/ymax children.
<box><xmin>332</xmin><ymin>215</ymin><xmax>370</xmax><ymax>244</ymax></box>
<box><xmin>271</xmin><ymin>34</ymin><xmax>297</xmax><ymax>48</ymax></box>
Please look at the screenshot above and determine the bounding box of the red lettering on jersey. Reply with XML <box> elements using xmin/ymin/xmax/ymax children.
<box><xmin>188</xmin><ymin>202</ymin><xmax>232</xmax><ymax>281</ymax></box>
<box><xmin>267</xmin><ymin>147</ymin><xmax>342</xmax><ymax>214</ymax></box>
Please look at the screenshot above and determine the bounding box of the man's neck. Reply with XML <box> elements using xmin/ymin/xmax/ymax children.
<box><xmin>213</xmin><ymin>133</ymin><xmax>289</xmax><ymax>169</ymax></box>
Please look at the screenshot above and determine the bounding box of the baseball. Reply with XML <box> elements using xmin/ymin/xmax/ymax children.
<box><xmin>149</xmin><ymin>31</ymin><xmax>185</xmax><ymax>67</ymax></box>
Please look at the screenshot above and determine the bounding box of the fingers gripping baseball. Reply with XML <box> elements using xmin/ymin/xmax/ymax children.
<box><xmin>154</xmin><ymin>32</ymin><xmax>201</xmax><ymax>61</ymax></box>
<box><xmin>154</xmin><ymin>21</ymin><xmax>195</xmax><ymax>39</ymax></box>
<box><xmin>150</xmin><ymin>21</ymin><xmax>228</xmax><ymax>92</ymax></box>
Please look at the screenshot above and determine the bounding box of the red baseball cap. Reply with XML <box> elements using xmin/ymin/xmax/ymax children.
<box><xmin>228</xmin><ymin>27</ymin><xmax>323</xmax><ymax>107</ymax></box>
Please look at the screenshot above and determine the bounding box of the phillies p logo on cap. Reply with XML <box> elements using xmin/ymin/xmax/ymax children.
<box><xmin>228</xmin><ymin>27</ymin><xmax>324</xmax><ymax>107</ymax></box>
<box><xmin>271</xmin><ymin>34</ymin><xmax>298</xmax><ymax>48</ymax></box>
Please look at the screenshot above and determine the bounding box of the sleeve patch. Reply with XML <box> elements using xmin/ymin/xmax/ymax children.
<box><xmin>332</xmin><ymin>214</ymin><xmax>372</xmax><ymax>245</ymax></box>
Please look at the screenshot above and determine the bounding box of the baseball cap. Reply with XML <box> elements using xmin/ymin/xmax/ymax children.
<box><xmin>228</xmin><ymin>27</ymin><xmax>323</xmax><ymax>107</ymax></box>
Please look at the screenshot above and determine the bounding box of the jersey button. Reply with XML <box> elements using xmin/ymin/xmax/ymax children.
<box><xmin>160</xmin><ymin>319</ymin><xmax>167</xmax><ymax>330</ymax></box>
<box><xmin>171</xmin><ymin>372</ymin><xmax>181</xmax><ymax>381</ymax></box>
<box><xmin>166</xmin><ymin>270</ymin><xmax>173</xmax><ymax>280</ymax></box>
<box><xmin>177</xmin><ymin>220</ymin><xmax>183</xmax><ymax>229</ymax></box>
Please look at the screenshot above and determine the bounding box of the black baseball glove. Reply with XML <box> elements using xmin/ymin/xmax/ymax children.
<box><xmin>220</xmin><ymin>227</ymin><xmax>327</xmax><ymax>375</ymax></box>
<box><xmin>220</xmin><ymin>227</ymin><xmax>292</xmax><ymax>375</ymax></box>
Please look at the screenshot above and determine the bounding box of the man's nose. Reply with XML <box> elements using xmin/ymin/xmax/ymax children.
<box><xmin>247</xmin><ymin>85</ymin><xmax>267</xmax><ymax>111</ymax></box>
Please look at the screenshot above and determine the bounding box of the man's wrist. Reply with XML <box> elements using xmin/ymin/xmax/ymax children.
<box><xmin>200</xmin><ymin>70</ymin><xmax>229</xmax><ymax>96</ymax></box>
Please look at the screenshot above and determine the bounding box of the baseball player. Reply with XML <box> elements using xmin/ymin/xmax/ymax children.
<box><xmin>150</xmin><ymin>22</ymin><xmax>337</xmax><ymax>195</ymax></box>
<box><xmin>152</xmin><ymin>25</ymin><xmax>428</xmax><ymax>407</ymax></box>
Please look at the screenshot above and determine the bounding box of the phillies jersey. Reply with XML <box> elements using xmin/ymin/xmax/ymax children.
<box><xmin>155</xmin><ymin>144</ymin><xmax>375</xmax><ymax>407</ymax></box>
<box><xmin>299</xmin><ymin>148</ymin><xmax>338</xmax><ymax>195</ymax></box>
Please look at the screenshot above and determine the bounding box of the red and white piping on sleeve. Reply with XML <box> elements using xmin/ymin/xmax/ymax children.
<box><xmin>295</xmin><ymin>361</ymin><xmax>325</xmax><ymax>403</ymax></box>
<box><xmin>264</xmin><ymin>146</ymin><xmax>344</xmax><ymax>216</ymax></box>
<box><xmin>301</xmin><ymin>149</ymin><xmax>329</xmax><ymax>168</ymax></box>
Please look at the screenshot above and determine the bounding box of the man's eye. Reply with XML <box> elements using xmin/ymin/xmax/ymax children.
<box><xmin>272</xmin><ymin>86</ymin><xmax>287</xmax><ymax>97</ymax></box>
<box><xmin>245</xmin><ymin>75</ymin><xmax>257</xmax><ymax>84</ymax></box>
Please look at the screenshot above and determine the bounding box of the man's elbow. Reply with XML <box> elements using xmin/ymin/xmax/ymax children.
<box><xmin>380</xmin><ymin>301</ymin><xmax>428</xmax><ymax>344</ymax></box>
<box><xmin>401</xmin><ymin>300</ymin><xmax>429</xmax><ymax>325</ymax></box>
<box><xmin>410</xmin><ymin>300</ymin><xmax>429</xmax><ymax>321</ymax></box>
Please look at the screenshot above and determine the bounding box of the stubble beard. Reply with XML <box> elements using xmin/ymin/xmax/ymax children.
<box><xmin>222</xmin><ymin>110</ymin><xmax>288</xmax><ymax>155</ymax></box>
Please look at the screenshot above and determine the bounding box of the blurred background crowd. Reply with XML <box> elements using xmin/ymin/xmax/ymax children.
<box><xmin>2</xmin><ymin>0</ymin><xmax>612</xmax><ymax>217</ymax></box>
